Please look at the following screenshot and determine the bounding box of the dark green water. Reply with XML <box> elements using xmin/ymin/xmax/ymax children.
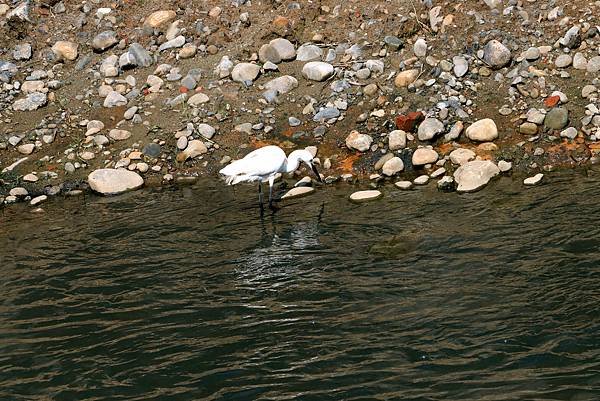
<box><xmin>1</xmin><ymin>171</ymin><xmax>600</xmax><ymax>400</ymax></box>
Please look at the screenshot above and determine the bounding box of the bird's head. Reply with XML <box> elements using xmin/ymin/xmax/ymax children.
<box><xmin>289</xmin><ymin>149</ymin><xmax>323</xmax><ymax>183</ymax></box>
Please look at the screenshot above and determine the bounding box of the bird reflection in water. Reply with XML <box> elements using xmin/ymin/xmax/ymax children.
<box><xmin>233</xmin><ymin>203</ymin><xmax>325</xmax><ymax>288</ymax></box>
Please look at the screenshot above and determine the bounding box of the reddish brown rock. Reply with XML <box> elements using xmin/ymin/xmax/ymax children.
<box><xmin>544</xmin><ymin>95</ymin><xmax>560</xmax><ymax>108</ymax></box>
<box><xmin>395</xmin><ymin>111</ymin><xmax>424</xmax><ymax>132</ymax></box>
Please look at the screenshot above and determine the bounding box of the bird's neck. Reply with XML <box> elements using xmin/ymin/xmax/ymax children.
<box><xmin>284</xmin><ymin>156</ymin><xmax>300</xmax><ymax>173</ymax></box>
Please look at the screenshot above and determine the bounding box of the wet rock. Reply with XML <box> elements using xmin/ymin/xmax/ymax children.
<box><xmin>145</xmin><ymin>10</ymin><xmax>176</xmax><ymax>29</ymax></box>
<box><xmin>412</xmin><ymin>148</ymin><xmax>439</xmax><ymax>166</ymax></box>
<box><xmin>382</xmin><ymin>157</ymin><xmax>404</xmax><ymax>176</ymax></box>
<box><xmin>231</xmin><ymin>63</ymin><xmax>261</xmax><ymax>83</ymax></box>
<box><xmin>13</xmin><ymin>92</ymin><xmax>47</xmax><ymax>111</ymax></box>
<box><xmin>388</xmin><ymin>130</ymin><xmax>407</xmax><ymax>150</ymax></box>
<box><xmin>544</xmin><ymin>107</ymin><xmax>568</xmax><ymax>130</ymax></box>
<box><xmin>92</xmin><ymin>31</ymin><xmax>118</xmax><ymax>52</ymax></box>
<box><xmin>413</xmin><ymin>175</ymin><xmax>429</xmax><ymax>185</ymax></box>
<box><xmin>88</xmin><ymin>168</ymin><xmax>144</xmax><ymax>195</ymax></box>
<box><xmin>296</xmin><ymin>44</ymin><xmax>323</xmax><ymax>61</ymax></box>
<box><xmin>281</xmin><ymin>186</ymin><xmax>315</xmax><ymax>199</ymax></box>
<box><xmin>524</xmin><ymin>173</ymin><xmax>543</xmax><ymax>186</ymax></box>
<box><xmin>30</xmin><ymin>195</ymin><xmax>47</xmax><ymax>206</ymax></box>
<box><xmin>453</xmin><ymin>160</ymin><xmax>500</xmax><ymax>192</ymax></box>
<box><xmin>345</xmin><ymin>130</ymin><xmax>373</xmax><ymax>152</ymax></box>
<box><xmin>417</xmin><ymin>118</ymin><xmax>444</xmax><ymax>141</ymax></box>
<box><xmin>465</xmin><ymin>118</ymin><xmax>498</xmax><ymax>142</ymax></box>
<box><xmin>259</xmin><ymin>38</ymin><xmax>296</xmax><ymax>63</ymax></box>
<box><xmin>302</xmin><ymin>61</ymin><xmax>334</xmax><ymax>81</ymax></box>
<box><xmin>394</xmin><ymin>69</ymin><xmax>419</xmax><ymax>87</ymax></box>
<box><xmin>395</xmin><ymin>181</ymin><xmax>412</xmax><ymax>190</ymax></box>
<box><xmin>483</xmin><ymin>40</ymin><xmax>511</xmax><ymax>69</ymax></box>
<box><xmin>350</xmin><ymin>190</ymin><xmax>382</xmax><ymax>202</ymax></box>
<box><xmin>142</xmin><ymin>143</ymin><xmax>161</xmax><ymax>158</ymax></box>
<box><xmin>52</xmin><ymin>41</ymin><xmax>78</xmax><ymax>61</ymax></box>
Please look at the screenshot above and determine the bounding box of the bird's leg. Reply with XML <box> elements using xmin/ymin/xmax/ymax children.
<box><xmin>268</xmin><ymin>175</ymin><xmax>276</xmax><ymax>209</ymax></box>
<box><xmin>258</xmin><ymin>182</ymin><xmax>264</xmax><ymax>208</ymax></box>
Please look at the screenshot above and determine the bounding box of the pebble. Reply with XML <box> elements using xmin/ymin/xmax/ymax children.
<box><xmin>417</xmin><ymin>118</ymin><xmax>444</xmax><ymax>141</ymax></box>
<box><xmin>560</xmin><ymin>127</ymin><xmax>578</xmax><ymax>139</ymax></box>
<box><xmin>52</xmin><ymin>41</ymin><xmax>78</xmax><ymax>61</ymax></box>
<box><xmin>92</xmin><ymin>31</ymin><xmax>118</xmax><ymax>52</ymax></box>
<box><xmin>413</xmin><ymin>175</ymin><xmax>430</xmax><ymax>185</ymax></box>
<box><xmin>109</xmin><ymin>129</ymin><xmax>132</xmax><ymax>141</ymax></box>
<box><xmin>13</xmin><ymin>43</ymin><xmax>32</xmax><ymax>60</ymax></box>
<box><xmin>524</xmin><ymin>173</ymin><xmax>544</xmax><ymax>186</ymax></box>
<box><xmin>346</xmin><ymin>130</ymin><xmax>373</xmax><ymax>152</ymax></box>
<box><xmin>465</xmin><ymin>118</ymin><xmax>498</xmax><ymax>142</ymax></box>
<box><xmin>145</xmin><ymin>10</ymin><xmax>176</xmax><ymax>28</ymax></box>
<box><xmin>349</xmin><ymin>190</ymin><xmax>382</xmax><ymax>202</ymax></box>
<box><xmin>519</xmin><ymin>122</ymin><xmax>538</xmax><ymax>135</ymax></box>
<box><xmin>388</xmin><ymin>130</ymin><xmax>407</xmax><ymax>150</ymax></box>
<box><xmin>259</xmin><ymin>38</ymin><xmax>296</xmax><ymax>63</ymax></box>
<box><xmin>555</xmin><ymin>54</ymin><xmax>572</xmax><ymax>68</ymax></box>
<box><xmin>413</xmin><ymin>38</ymin><xmax>427</xmax><ymax>57</ymax></box>
<box><xmin>498</xmin><ymin>160</ymin><xmax>512</xmax><ymax>172</ymax></box>
<box><xmin>13</xmin><ymin>92</ymin><xmax>47</xmax><ymax>111</ymax></box>
<box><xmin>382</xmin><ymin>157</ymin><xmax>404</xmax><ymax>176</ymax></box>
<box><xmin>313</xmin><ymin>107</ymin><xmax>340</xmax><ymax>122</ymax></box>
<box><xmin>159</xmin><ymin>35</ymin><xmax>185</xmax><ymax>52</ymax></box>
<box><xmin>412</xmin><ymin>148</ymin><xmax>439</xmax><ymax>166</ymax></box>
<box><xmin>453</xmin><ymin>56</ymin><xmax>468</xmax><ymax>77</ymax></box>
<box><xmin>302</xmin><ymin>62</ymin><xmax>334</xmax><ymax>81</ymax></box>
<box><xmin>104</xmin><ymin>91</ymin><xmax>127</xmax><ymax>107</ymax></box>
<box><xmin>30</xmin><ymin>195</ymin><xmax>47</xmax><ymax>206</ymax></box>
<box><xmin>187</xmin><ymin>93</ymin><xmax>210</xmax><ymax>106</ymax></box>
<box><xmin>449</xmin><ymin>148</ymin><xmax>476</xmax><ymax>165</ymax></box>
<box><xmin>394</xmin><ymin>69</ymin><xmax>419</xmax><ymax>87</ymax></box>
<box><xmin>296</xmin><ymin>44</ymin><xmax>323</xmax><ymax>61</ymax></box>
<box><xmin>264</xmin><ymin>75</ymin><xmax>298</xmax><ymax>94</ymax></box>
<box><xmin>544</xmin><ymin>107</ymin><xmax>569</xmax><ymax>130</ymax></box>
<box><xmin>197</xmin><ymin>123</ymin><xmax>216</xmax><ymax>139</ymax></box>
<box><xmin>437</xmin><ymin>176</ymin><xmax>455</xmax><ymax>191</ymax></box>
<box><xmin>483</xmin><ymin>40</ymin><xmax>511</xmax><ymax>69</ymax></box>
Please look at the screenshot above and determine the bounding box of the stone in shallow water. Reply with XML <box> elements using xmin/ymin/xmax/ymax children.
<box><xmin>524</xmin><ymin>173</ymin><xmax>543</xmax><ymax>186</ymax></box>
<box><xmin>395</xmin><ymin>181</ymin><xmax>412</xmax><ymax>190</ymax></box>
<box><xmin>281</xmin><ymin>186</ymin><xmax>315</xmax><ymax>199</ymax></box>
<box><xmin>349</xmin><ymin>190</ymin><xmax>382</xmax><ymax>202</ymax></box>
<box><xmin>88</xmin><ymin>168</ymin><xmax>144</xmax><ymax>195</ymax></box>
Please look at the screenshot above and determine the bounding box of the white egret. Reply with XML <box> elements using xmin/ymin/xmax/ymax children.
<box><xmin>219</xmin><ymin>145</ymin><xmax>323</xmax><ymax>208</ymax></box>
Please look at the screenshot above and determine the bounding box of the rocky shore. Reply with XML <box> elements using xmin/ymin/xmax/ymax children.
<box><xmin>1</xmin><ymin>0</ymin><xmax>599</xmax><ymax>207</ymax></box>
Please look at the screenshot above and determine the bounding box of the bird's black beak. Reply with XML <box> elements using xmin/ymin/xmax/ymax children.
<box><xmin>311</xmin><ymin>163</ymin><xmax>323</xmax><ymax>183</ymax></box>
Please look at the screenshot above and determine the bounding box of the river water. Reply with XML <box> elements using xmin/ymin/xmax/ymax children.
<box><xmin>1</xmin><ymin>171</ymin><xmax>600</xmax><ymax>400</ymax></box>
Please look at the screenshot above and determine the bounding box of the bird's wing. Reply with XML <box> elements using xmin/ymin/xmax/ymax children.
<box><xmin>219</xmin><ymin>146</ymin><xmax>286</xmax><ymax>179</ymax></box>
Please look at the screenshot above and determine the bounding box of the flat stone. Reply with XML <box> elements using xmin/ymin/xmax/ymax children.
<box><xmin>345</xmin><ymin>130</ymin><xmax>373</xmax><ymax>152</ymax></box>
<box><xmin>388</xmin><ymin>130</ymin><xmax>407</xmax><ymax>150</ymax></box>
<box><xmin>231</xmin><ymin>62</ymin><xmax>261</xmax><ymax>83</ymax></box>
<box><xmin>259</xmin><ymin>38</ymin><xmax>296</xmax><ymax>63</ymax></box>
<box><xmin>13</xmin><ymin>92</ymin><xmax>47</xmax><ymax>111</ymax></box>
<box><xmin>129</xmin><ymin>43</ymin><xmax>153</xmax><ymax>67</ymax></box>
<box><xmin>465</xmin><ymin>118</ymin><xmax>498</xmax><ymax>142</ymax></box>
<box><xmin>313</xmin><ymin>107</ymin><xmax>340</xmax><ymax>122</ymax></box>
<box><xmin>523</xmin><ymin>47</ymin><xmax>540</xmax><ymax>60</ymax></box>
<box><xmin>412</xmin><ymin>148</ymin><xmax>439</xmax><ymax>166</ymax></box>
<box><xmin>349</xmin><ymin>190</ymin><xmax>382</xmax><ymax>202</ymax></box>
<box><xmin>498</xmin><ymin>160</ymin><xmax>512</xmax><ymax>172</ymax></box>
<box><xmin>177</xmin><ymin>140</ymin><xmax>207</xmax><ymax>161</ymax></box>
<box><xmin>109</xmin><ymin>129</ymin><xmax>132</xmax><ymax>140</ymax></box>
<box><xmin>9</xmin><ymin>187</ymin><xmax>28</xmax><ymax>196</ymax></box>
<box><xmin>453</xmin><ymin>160</ymin><xmax>500</xmax><ymax>192</ymax></box>
<box><xmin>142</xmin><ymin>143</ymin><xmax>161</xmax><ymax>157</ymax></box>
<box><xmin>281</xmin><ymin>186</ymin><xmax>315</xmax><ymax>199</ymax></box>
<box><xmin>483</xmin><ymin>40</ymin><xmax>511</xmax><ymax>69</ymax></box>
<box><xmin>23</xmin><ymin>173</ymin><xmax>38</xmax><ymax>182</ymax></box>
<box><xmin>519</xmin><ymin>122</ymin><xmax>538</xmax><ymax>135</ymax></box>
<box><xmin>394</xmin><ymin>69</ymin><xmax>419</xmax><ymax>87</ymax></box>
<box><xmin>417</xmin><ymin>118</ymin><xmax>444</xmax><ymax>141</ymax></box>
<box><xmin>582</xmin><ymin>85</ymin><xmax>597</xmax><ymax>98</ymax></box>
<box><xmin>413</xmin><ymin>175</ymin><xmax>429</xmax><ymax>185</ymax></box>
<box><xmin>524</xmin><ymin>173</ymin><xmax>543</xmax><ymax>186</ymax></box>
<box><xmin>572</xmin><ymin>53</ymin><xmax>587</xmax><ymax>70</ymax></box>
<box><xmin>92</xmin><ymin>31</ymin><xmax>118</xmax><ymax>52</ymax></box>
<box><xmin>88</xmin><ymin>168</ymin><xmax>144</xmax><ymax>195</ymax></box>
<box><xmin>13</xmin><ymin>43</ymin><xmax>32</xmax><ymax>60</ymax></box>
<box><xmin>382</xmin><ymin>157</ymin><xmax>404</xmax><ymax>176</ymax></box>
<box><xmin>302</xmin><ymin>61</ymin><xmax>334</xmax><ymax>81</ymax></box>
<box><xmin>30</xmin><ymin>195</ymin><xmax>47</xmax><ymax>206</ymax></box>
<box><xmin>395</xmin><ymin>181</ymin><xmax>413</xmax><ymax>190</ymax></box>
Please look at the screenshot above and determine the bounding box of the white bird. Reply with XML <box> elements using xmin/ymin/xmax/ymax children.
<box><xmin>219</xmin><ymin>145</ymin><xmax>322</xmax><ymax>209</ymax></box>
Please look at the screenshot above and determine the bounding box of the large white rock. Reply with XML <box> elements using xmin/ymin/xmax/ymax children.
<box><xmin>449</xmin><ymin>148</ymin><xmax>476</xmax><ymax>165</ymax></box>
<box><xmin>302</xmin><ymin>62</ymin><xmax>334</xmax><ymax>81</ymax></box>
<box><xmin>453</xmin><ymin>160</ymin><xmax>500</xmax><ymax>192</ymax></box>
<box><xmin>259</xmin><ymin>38</ymin><xmax>296</xmax><ymax>63</ymax></box>
<box><xmin>350</xmin><ymin>190</ymin><xmax>382</xmax><ymax>202</ymax></box>
<box><xmin>388</xmin><ymin>130</ymin><xmax>407</xmax><ymax>150</ymax></box>
<box><xmin>417</xmin><ymin>118</ymin><xmax>444</xmax><ymax>141</ymax></box>
<box><xmin>382</xmin><ymin>157</ymin><xmax>404</xmax><ymax>176</ymax></box>
<box><xmin>88</xmin><ymin>168</ymin><xmax>144</xmax><ymax>195</ymax></box>
<box><xmin>264</xmin><ymin>75</ymin><xmax>298</xmax><ymax>94</ymax></box>
<box><xmin>281</xmin><ymin>186</ymin><xmax>315</xmax><ymax>199</ymax></box>
<box><xmin>465</xmin><ymin>118</ymin><xmax>498</xmax><ymax>142</ymax></box>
